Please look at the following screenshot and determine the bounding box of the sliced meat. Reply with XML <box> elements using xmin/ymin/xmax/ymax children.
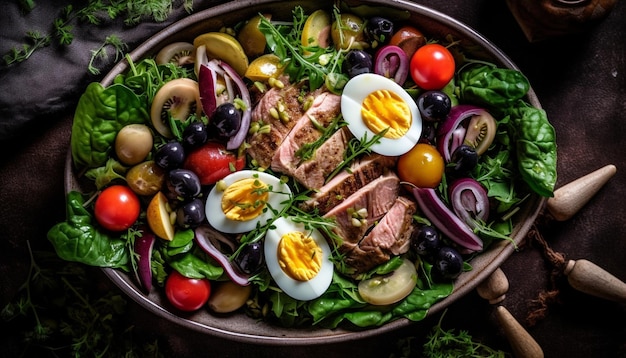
<box><xmin>290</xmin><ymin>126</ymin><xmax>351</xmax><ymax>189</ymax></box>
<box><xmin>246</xmin><ymin>84</ymin><xmax>306</xmax><ymax>168</ymax></box>
<box><xmin>323</xmin><ymin>173</ymin><xmax>399</xmax><ymax>246</ymax></box>
<box><xmin>342</xmin><ymin>196</ymin><xmax>418</xmax><ymax>274</ymax></box>
<box><xmin>270</xmin><ymin>91</ymin><xmax>342</xmax><ymax>187</ymax></box>
<box><xmin>300</xmin><ymin>153</ymin><xmax>398</xmax><ymax>214</ymax></box>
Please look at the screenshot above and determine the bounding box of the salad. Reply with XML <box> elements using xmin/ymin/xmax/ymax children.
<box><xmin>48</xmin><ymin>3</ymin><xmax>557</xmax><ymax>330</ymax></box>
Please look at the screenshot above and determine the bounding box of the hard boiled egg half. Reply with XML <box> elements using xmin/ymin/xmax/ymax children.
<box><xmin>341</xmin><ymin>73</ymin><xmax>422</xmax><ymax>156</ymax></box>
<box><xmin>206</xmin><ymin>170</ymin><xmax>292</xmax><ymax>234</ymax></box>
<box><xmin>264</xmin><ymin>216</ymin><xmax>333</xmax><ymax>301</ymax></box>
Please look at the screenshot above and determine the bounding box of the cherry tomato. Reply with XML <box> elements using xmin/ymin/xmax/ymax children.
<box><xmin>165</xmin><ymin>270</ymin><xmax>211</xmax><ymax>312</ymax></box>
<box><xmin>397</xmin><ymin>143</ymin><xmax>444</xmax><ymax>188</ymax></box>
<box><xmin>94</xmin><ymin>185</ymin><xmax>140</xmax><ymax>231</ymax></box>
<box><xmin>183</xmin><ymin>142</ymin><xmax>245</xmax><ymax>185</ymax></box>
<box><xmin>410</xmin><ymin>43</ymin><xmax>455</xmax><ymax>90</ymax></box>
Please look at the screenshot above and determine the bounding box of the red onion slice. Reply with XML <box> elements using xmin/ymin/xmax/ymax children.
<box><xmin>199</xmin><ymin>63</ymin><xmax>218</xmax><ymax>117</ymax></box>
<box><xmin>412</xmin><ymin>187</ymin><xmax>483</xmax><ymax>253</ymax></box>
<box><xmin>219</xmin><ymin>61</ymin><xmax>252</xmax><ymax>150</ymax></box>
<box><xmin>194</xmin><ymin>225</ymin><xmax>251</xmax><ymax>286</ymax></box>
<box><xmin>437</xmin><ymin>104</ymin><xmax>493</xmax><ymax>162</ymax></box>
<box><xmin>374</xmin><ymin>45</ymin><xmax>409</xmax><ymax>85</ymax></box>
<box><xmin>449</xmin><ymin>178</ymin><xmax>489</xmax><ymax>228</ymax></box>
<box><xmin>134</xmin><ymin>229</ymin><xmax>156</xmax><ymax>293</ymax></box>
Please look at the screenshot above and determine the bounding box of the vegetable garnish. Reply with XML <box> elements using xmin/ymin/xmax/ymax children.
<box><xmin>48</xmin><ymin>3</ymin><xmax>558</xmax><ymax>334</ymax></box>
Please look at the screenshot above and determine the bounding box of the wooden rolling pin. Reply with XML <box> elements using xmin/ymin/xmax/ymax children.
<box><xmin>477</xmin><ymin>268</ymin><xmax>544</xmax><ymax>358</ymax></box>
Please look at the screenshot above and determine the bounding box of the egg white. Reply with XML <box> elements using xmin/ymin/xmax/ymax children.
<box><xmin>341</xmin><ymin>73</ymin><xmax>422</xmax><ymax>156</ymax></box>
<box><xmin>205</xmin><ymin>170</ymin><xmax>292</xmax><ymax>234</ymax></box>
<box><xmin>264</xmin><ymin>216</ymin><xmax>333</xmax><ymax>301</ymax></box>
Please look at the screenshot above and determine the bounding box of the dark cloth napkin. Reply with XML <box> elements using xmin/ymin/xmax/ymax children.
<box><xmin>1</xmin><ymin>0</ymin><xmax>625</xmax><ymax>357</ymax></box>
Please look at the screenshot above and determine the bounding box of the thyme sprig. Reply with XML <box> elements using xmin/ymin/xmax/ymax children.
<box><xmin>325</xmin><ymin>127</ymin><xmax>389</xmax><ymax>182</ymax></box>
<box><xmin>422</xmin><ymin>310</ymin><xmax>510</xmax><ymax>358</ymax></box>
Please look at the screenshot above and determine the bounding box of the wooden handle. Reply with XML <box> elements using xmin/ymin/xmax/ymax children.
<box><xmin>477</xmin><ymin>268</ymin><xmax>509</xmax><ymax>304</ymax></box>
<box><xmin>495</xmin><ymin>306</ymin><xmax>544</xmax><ymax>358</ymax></box>
<box><xmin>564</xmin><ymin>259</ymin><xmax>626</xmax><ymax>303</ymax></box>
<box><xmin>547</xmin><ymin>164</ymin><xmax>616</xmax><ymax>221</ymax></box>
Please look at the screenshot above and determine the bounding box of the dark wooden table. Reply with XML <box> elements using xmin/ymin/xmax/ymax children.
<box><xmin>1</xmin><ymin>0</ymin><xmax>624</xmax><ymax>356</ymax></box>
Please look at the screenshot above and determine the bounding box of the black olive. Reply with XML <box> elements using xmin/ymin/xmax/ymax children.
<box><xmin>167</xmin><ymin>168</ymin><xmax>202</xmax><ymax>199</ymax></box>
<box><xmin>182</xmin><ymin>121</ymin><xmax>208</xmax><ymax>149</ymax></box>
<box><xmin>343</xmin><ymin>49</ymin><xmax>373</xmax><ymax>78</ymax></box>
<box><xmin>236</xmin><ymin>242</ymin><xmax>264</xmax><ymax>274</ymax></box>
<box><xmin>365</xmin><ymin>16</ymin><xmax>394</xmax><ymax>44</ymax></box>
<box><xmin>448</xmin><ymin>144</ymin><xmax>479</xmax><ymax>176</ymax></box>
<box><xmin>417</xmin><ymin>90</ymin><xmax>451</xmax><ymax>122</ymax></box>
<box><xmin>411</xmin><ymin>225</ymin><xmax>441</xmax><ymax>261</ymax></box>
<box><xmin>154</xmin><ymin>141</ymin><xmax>185</xmax><ymax>170</ymax></box>
<box><xmin>435</xmin><ymin>246</ymin><xmax>463</xmax><ymax>279</ymax></box>
<box><xmin>419</xmin><ymin>122</ymin><xmax>437</xmax><ymax>144</ymax></box>
<box><xmin>176</xmin><ymin>198</ymin><xmax>206</xmax><ymax>228</ymax></box>
<box><xmin>209</xmin><ymin>102</ymin><xmax>241</xmax><ymax>139</ymax></box>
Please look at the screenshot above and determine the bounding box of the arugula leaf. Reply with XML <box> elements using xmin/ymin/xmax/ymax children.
<box><xmin>258</xmin><ymin>6</ymin><xmax>346</xmax><ymax>92</ymax></box>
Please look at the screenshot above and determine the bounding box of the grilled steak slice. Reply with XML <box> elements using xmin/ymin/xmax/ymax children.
<box><xmin>300</xmin><ymin>153</ymin><xmax>397</xmax><ymax>214</ymax></box>
<box><xmin>342</xmin><ymin>196</ymin><xmax>418</xmax><ymax>274</ymax></box>
<box><xmin>270</xmin><ymin>91</ymin><xmax>343</xmax><ymax>188</ymax></box>
<box><xmin>290</xmin><ymin>126</ymin><xmax>351</xmax><ymax>189</ymax></box>
<box><xmin>247</xmin><ymin>84</ymin><xmax>306</xmax><ymax>168</ymax></box>
<box><xmin>323</xmin><ymin>173</ymin><xmax>399</xmax><ymax>246</ymax></box>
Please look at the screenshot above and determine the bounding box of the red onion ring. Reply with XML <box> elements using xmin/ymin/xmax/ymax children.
<box><xmin>437</xmin><ymin>104</ymin><xmax>491</xmax><ymax>162</ymax></box>
<box><xmin>412</xmin><ymin>187</ymin><xmax>483</xmax><ymax>252</ymax></box>
<box><xmin>374</xmin><ymin>45</ymin><xmax>409</xmax><ymax>85</ymax></box>
<box><xmin>194</xmin><ymin>225</ymin><xmax>251</xmax><ymax>286</ymax></box>
<box><xmin>219</xmin><ymin>61</ymin><xmax>252</xmax><ymax>150</ymax></box>
<box><xmin>449</xmin><ymin>177</ymin><xmax>489</xmax><ymax>228</ymax></box>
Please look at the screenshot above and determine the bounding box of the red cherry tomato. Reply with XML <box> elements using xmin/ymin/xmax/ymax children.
<box><xmin>165</xmin><ymin>270</ymin><xmax>211</xmax><ymax>312</ymax></box>
<box><xmin>183</xmin><ymin>142</ymin><xmax>245</xmax><ymax>185</ymax></box>
<box><xmin>409</xmin><ymin>43</ymin><xmax>455</xmax><ymax>90</ymax></box>
<box><xmin>94</xmin><ymin>185</ymin><xmax>140</xmax><ymax>231</ymax></box>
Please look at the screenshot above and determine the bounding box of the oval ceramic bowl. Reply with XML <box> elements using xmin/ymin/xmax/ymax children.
<box><xmin>65</xmin><ymin>0</ymin><xmax>545</xmax><ymax>346</ymax></box>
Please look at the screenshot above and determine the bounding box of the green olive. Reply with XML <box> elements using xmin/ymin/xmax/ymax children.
<box><xmin>331</xmin><ymin>13</ymin><xmax>368</xmax><ymax>50</ymax></box>
<box><xmin>126</xmin><ymin>161</ymin><xmax>165</xmax><ymax>196</ymax></box>
<box><xmin>207</xmin><ymin>281</ymin><xmax>252</xmax><ymax>313</ymax></box>
<box><xmin>115</xmin><ymin>124</ymin><xmax>153</xmax><ymax>165</ymax></box>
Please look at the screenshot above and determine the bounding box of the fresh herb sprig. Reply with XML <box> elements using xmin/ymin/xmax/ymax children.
<box><xmin>2</xmin><ymin>31</ymin><xmax>51</xmax><ymax>66</ymax></box>
<box><xmin>422</xmin><ymin>310</ymin><xmax>510</xmax><ymax>358</ymax></box>
<box><xmin>1</xmin><ymin>241</ymin><xmax>165</xmax><ymax>357</ymax></box>
<box><xmin>258</xmin><ymin>6</ymin><xmax>348</xmax><ymax>92</ymax></box>
<box><xmin>325</xmin><ymin>127</ymin><xmax>389</xmax><ymax>182</ymax></box>
<box><xmin>4</xmin><ymin>0</ymin><xmax>196</xmax><ymax>74</ymax></box>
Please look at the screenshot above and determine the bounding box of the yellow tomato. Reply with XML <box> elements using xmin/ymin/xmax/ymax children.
<box><xmin>397</xmin><ymin>143</ymin><xmax>444</xmax><ymax>188</ymax></box>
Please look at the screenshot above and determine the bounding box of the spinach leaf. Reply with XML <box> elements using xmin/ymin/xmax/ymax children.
<box><xmin>458</xmin><ymin>64</ymin><xmax>530</xmax><ymax>110</ymax></box>
<box><xmin>47</xmin><ymin>191</ymin><xmax>129</xmax><ymax>269</ymax></box>
<box><xmin>70</xmin><ymin>82</ymin><xmax>148</xmax><ymax>169</ymax></box>
<box><xmin>168</xmin><ymin>250</ymin><xmax>224</xmax><ymax>280</ymax></box>
<box><xmin>506</xmin><ymin>102</ymin><xmax>558</xmax><ymax>197</ymax></box>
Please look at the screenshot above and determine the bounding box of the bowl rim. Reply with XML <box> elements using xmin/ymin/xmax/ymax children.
<box><xmin>65</xmin><ymin>0</ymin><xmax>546</xmax><ymax>346</ymax></box>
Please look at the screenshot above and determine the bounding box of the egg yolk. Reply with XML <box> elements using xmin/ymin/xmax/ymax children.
<box><xmin>221</xmin><ymin>178</ymin><xmax>269</xmax><ymax>221</ymax></box>
<box><xmin>361</xmin><ymin>89</ymin><xmax>411</xmax><ymax>139</ymax></box>
<box><xmin>277</xmin><ymin>231</ymin><xmax>323</xmax><ymax>281</ymax></box>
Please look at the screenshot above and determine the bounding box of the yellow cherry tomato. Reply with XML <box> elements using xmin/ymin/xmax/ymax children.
<box><xmin>397</xmin><ymin>143</ymin><xmax>444</xmax><ymax>188</ymax></box>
